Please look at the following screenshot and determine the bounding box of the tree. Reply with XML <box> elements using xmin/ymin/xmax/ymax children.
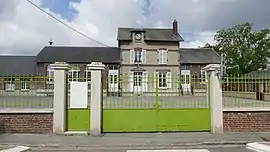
<box><xmin>205</xmin><ymin>23</ymin><xmax>270</xmax><ymax>75</ymax></box>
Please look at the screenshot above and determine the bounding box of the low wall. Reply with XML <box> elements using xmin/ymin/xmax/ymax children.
<box><xmin>223</xmin><ymin>109</ymin><xmax>270</xmax><ymax>132</ymax></box>
<box><xmin>0</xmin><ymin>109</ymin><xmax>53</xmax><ymax>134</ymax></box>
<box><xmin>223</xmin><ymin>91</ymin><xmax>270</xmax><ymax>100</ymax></box>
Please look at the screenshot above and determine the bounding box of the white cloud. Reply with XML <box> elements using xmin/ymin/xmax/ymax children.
<box><xmin>0</xmin><ymin>0</ymin><xmax>269</xmax><ymax>55</ymax></box>
<box><xmin>181</xmin><ymin>31</ymin><xmax>215</xmax><ymax>48</ymax></box>
<box><xmin>0</xmin><ymin>0</ymin><xmax>143</xmax><ymax>55</ymax></box>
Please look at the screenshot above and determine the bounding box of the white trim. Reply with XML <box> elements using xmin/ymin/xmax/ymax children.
<box><xmin>0</xmin><ymin>146</ymin><xmax>30</xmax><ymax>152</ymax></box>
<box><xmin>0</xmin><ymin>109</ymin><xmax>53</xmax><ymax>113</ymax></box>
<box><xmin>246</xmin><ymin>142</ymin><xmax>270</xmax><ymax>152</ymax></box>
<box><xmin>223</xmin><ymin>108</ymin><xmax>270</xmax><ymax>112</ymax></box>
<box><xmin>127</xmin><ymin>150</ymin><xmax>210</xmax><ymax>152</ymax></box>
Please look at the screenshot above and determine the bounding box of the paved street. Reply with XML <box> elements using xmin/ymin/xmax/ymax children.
<box><xmin>0</xmin><ymin>132</ymin><xmax>268</xmax><ymax>151</ymax></box>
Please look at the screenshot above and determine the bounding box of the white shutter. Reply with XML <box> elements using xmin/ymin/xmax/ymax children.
<box><xmin>164</xmin><ymin>49</ymin><xmax>168</xmax><ymax>64</ymax></box>
<box><xmin>130</xmin><ymin>49</ymin><xmax>134</xmax><ymax>64</ymax></box>
<box><xmin>142</xmin><ymin>49</ymin><xmax>146</xmax><ymax>64</ymax></box>
<box><xmin>158</xmin><ymin>50</ymin><xmax>162</xmax><ymax>64</ymax></box>
<box><xmin>154</xmin><ymin>72</ymin><xmax>158</xmax><ymax>89</ymax></box>
<box><xmin>167</xmin><ymin>72</ymin><xmax>172</xmax><ymax>89</ymax></box>
<box><xmin>142</xmin><ymin>71</ymin><xmax>148</xmax><ymax>92</ymax></box>
<box><xmin>129</xmin><ymin>72</ymin><xmax>134</xmax><ymax>92</ymax></box>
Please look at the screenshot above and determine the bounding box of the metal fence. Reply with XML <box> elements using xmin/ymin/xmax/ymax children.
<box><xmin>103</xmin><ymin>74</ymin><xmax>208</xmax><ymax>109</ymax></box>
<box><xmin>222</xmin><ymin>75</ymin><xmax>270</xmax><ymax>108</ymax></box>
<box><xmin>0</xmin><ymin>76</ymin><xmax>54</xmax><ymax>109</ymax></box>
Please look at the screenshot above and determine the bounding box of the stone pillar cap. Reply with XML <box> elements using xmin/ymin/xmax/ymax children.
<box><xmin>87</xmin><ymin>62</ymin><xmax>105</xmax><ymax>70</ymax></box>
<box><xmin>50</xmin><ymin>62</ymin><xmax>71</xmax><ymax>70</ymax></box>
<box><xmin>202</xmin><ymin>64</ymin><xmax>220</xmax><ymax>71</ymax></box>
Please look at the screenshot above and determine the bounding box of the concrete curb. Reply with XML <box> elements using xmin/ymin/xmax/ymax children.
<box><xmin>0</xmin><ymin>140</ymin><xmax>250</xmax><ymax>148</ymax></box>
<box><xmin>0</xmin><ymin>146</ymin><xmax>31</xmax><ymax>152</ymax></box>
<box><xmin>246</xmin><ymin>142</ymin><xmax>270</xmax><ymax>152</ymax></box>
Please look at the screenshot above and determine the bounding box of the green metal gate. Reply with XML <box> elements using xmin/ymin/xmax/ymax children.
<box><xmin>102</xmin><ymin>74</ymin><xmax>210</xmax><ymax>132</ymax></box>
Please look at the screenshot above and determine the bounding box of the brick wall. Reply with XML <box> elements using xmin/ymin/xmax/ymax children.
<box><xmin>0</xmin><ymin>113</ymin><xmax>53</xmax><ymax>134</ymax></box>
<box><xmin>223</xmin><ymin>111</ymin><xmax>270</xmax><ymax>132</ymax></box>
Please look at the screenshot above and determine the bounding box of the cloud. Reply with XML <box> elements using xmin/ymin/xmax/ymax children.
<box><xmin>0</xmin><ymin>0</ymin><xmax>270</xmax><ymax>55</ymax></box>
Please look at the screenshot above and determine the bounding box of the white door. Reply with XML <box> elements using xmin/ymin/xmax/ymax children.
<box><xmin>108</xmin><ymin>70</ymin><xmax>118</xmax><ymax>92</ymax></box>
<box><xmin>133</xmin><ymin>72</ymin><xmax>143</xmax><ymax>93</ymax></box>
<box><xmin>181</xmin><ymin>70</ymin><xmax>191</xmax><ymax>91</ymax></box>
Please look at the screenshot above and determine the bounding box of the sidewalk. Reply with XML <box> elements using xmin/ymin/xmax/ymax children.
<box><xmin>0</xmin><ymin>132</ymin><xmax>269</xmax><ymax>151</ymax></box>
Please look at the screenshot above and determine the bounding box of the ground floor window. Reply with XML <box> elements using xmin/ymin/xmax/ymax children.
<box><xmin>68</xmin><ymin>70</ymin><xmax>80</xmax><ymax>82</ymax></box>
<box><xmin>4</xmin><ymin>78</ymin><xmax>15</xmax><ymax>91</ymax></box>
<box><xmin>47</xmin><ymin>65</ymin><xmax>54</xmax><ymax>82</ymax></box>
<box><xmin>134</xmin><ymin>72</ymin><xmax>142</xmax><ymax>86</ymax></box>
<box><xmin>200</xmin><ymin>70</ymin><xmax>207</xmax><ymax>82</ymax></box>
<box><xmin>84</xmin><ymin>70</ymin><xmax>91</xmax><ymax>82</ymax></box>
<box><xmin>21</xmin><ymin>78</ymin><xmax>30</xmax><ymax>90</ymax></box>
<box><xmin>109</xmin><ymin>74</ymin><xmax>118</xmax><ymax>84</ymax></box>
<box><xmin>155</xmin><ymin>71</ymin><xmax>172</xmax><ymax>89</ymax></box>
<box><xmin>158</xmin><ymin>72</ymin><xmax>167</xmax><ymax>88</ymax></box>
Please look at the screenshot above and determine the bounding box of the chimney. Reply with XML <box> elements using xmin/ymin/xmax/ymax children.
<box><xmin>172</xmin><ymin>19</ymin><xmax>178</xmax><ymax>35</ymax></box>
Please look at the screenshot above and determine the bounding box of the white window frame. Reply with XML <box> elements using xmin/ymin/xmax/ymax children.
<box><xmin>68</xmin><ymin>65</ymin><xmax>80</xmax><ymax>82</ymax></box>
<box><xmin>47</xmin><ymin>65</ymin><xmax>54</xmax><ymax>83</ymax></box>
<box><xmin>200</xmin><ymin>69</ymin><xmax>207</xmax><ymax>82</ymax></box>
<box><xmin>158</xmin><ymin>49</ymin><xmax>168</xmax><ymax>64</ymax></box>
<box><xmin>84</xmin><ymin>70</ymin><xmax>91</xmax><ymax>82</ymax></box>
<box><xmin>134</xmin><ymin>50</ymin><xmax>142</xmax><ymax>63</ymax></box>
<box><xmin>4</xmin><ymin>78</ymin><xmax>15</xmax><ymax>91</ymax></box>
<box><xmin>21</xmin><ymin>78</ymin><xmax>30</xmax><ymax>90</ymax></box>
<box><xmin>158</xmin><ymin>72</ymin><xmax>167</xmax><ymax>88</ymax></box>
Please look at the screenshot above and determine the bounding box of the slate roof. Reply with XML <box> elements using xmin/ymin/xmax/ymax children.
<box><xmin>117</xmin><ymin>28</ymin><xmax>184</xmax><ymax>41</ymax></box>
<box><xmin>0</xmin><ymin>56</ymin><xmax>37</xmax><ymax>76</ymax></box>
<box><xmin>245</xmin><ymin>69</ymin><xmax>270</xmax><ymax>78</ymax></box>
<box><xmin>36</xmin><ymin>46</ymin><xmax>121</xmax><ymax>63</ymax></box>
<box><xmin>180</xmin><ymin>48</ymin><xmax>221</xmax><ymax>64</ymax></box>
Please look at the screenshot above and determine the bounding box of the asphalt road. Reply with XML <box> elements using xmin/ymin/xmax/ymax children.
<box><xmin>0</xmin><ymin>95</ymin><xmax>269</xmax><ymax>109</ymax></box>
<box><xmin>20</xmin><ymin>147</ymin><xmax>254</xmax><ymax>152</ymax></box>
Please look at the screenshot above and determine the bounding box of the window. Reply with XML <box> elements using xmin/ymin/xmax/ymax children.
<box><xmin>134</xmin><ymin>50</ymin><xmax>142</xmax><ymax>63</ymax></box>
<box><xmin>181</xmin><ymin>65</ymin><xmax>190</xmax><ymax>70</ymax></box>
<box><xmin>158</xmin><ymin>49</ymin><xmax>168</xmax><ymax>64</ymax></box>
<box><xmin>134</xmin><ymin>72</ymin><xmax>142</xmax><ymax>86</ymax></box>
<box><xmin>158</xmin><ymin>72</ymin><xmax>167</xmax><ymax>88</ymax></box>
<box><xmin>200</xmin><ymin>69</ymin><xmax>207</xmax><ymax>82</ymax></box>
<box><xmin>4</xmin><ymin>78</ymin><xmax>15</xmax><ymax>91</ymax></box>
<box><xmin>84</xmin><ymin>70</ymin><xmax>91</xmax><ymax>82</ymax></box>
<box><xmin>21</xmin><ymin>78</ymin><xmax>30</xmax><ymax>90</ymax></box>
<box><xmin>47</xmin><ymin>65</ymin><xmax>54</xmax><ymax>82</ymax></box>
<box><xmin>108</xmin><ymin>65</ymin><xmax>119</xmax><ymax>70</ymax></box>
<box><xmin>155</xmin><ymin>71</ymin><xmax>172</xmax><ymax>89</ymax></box>
<box><xmin>109</xmin><ymin>74</ymin><xmax>118</xmax><ymax>84</ymax></box>
<box><xmin>130</xmin><ymin>49</ymin><xmax>146</xmax><ymax>64</ymax></box>
<box><xmin>68</xmin><ymin>65</ymin><xmax>80</xmax><ymax>82</ymax></box>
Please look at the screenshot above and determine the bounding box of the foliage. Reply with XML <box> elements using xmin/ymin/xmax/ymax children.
<box><xmin>204</xmin><ymin>22</ymin><xmax>270</xmax><ymax>75</ymax></box>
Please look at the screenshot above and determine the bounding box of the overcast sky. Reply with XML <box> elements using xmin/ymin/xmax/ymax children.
<box><xmin>0</xmin><ymin>0</ymin><xmax>270</xmax><ymax>55</ymax></box>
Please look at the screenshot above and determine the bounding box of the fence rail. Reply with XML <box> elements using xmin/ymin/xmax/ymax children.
<box><xmin>0</xmin><ymin>76</ymin><xmax>54</xmax><ymax>109</ymax></box>
<box><xmin>222</xmin><ymin>75</ymin><xmax>270</xmax><ymax>108</ymax></box>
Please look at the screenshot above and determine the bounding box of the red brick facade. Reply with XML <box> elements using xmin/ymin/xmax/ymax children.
<box><xmin>223</xmin><ymin>111</ymin><xmax>270</xmax><ymax>132</ymax></box>
<box><xmin>0</xmin><ymin>113</ymin><xmax>53</xmax><ymax>134</ymax></box>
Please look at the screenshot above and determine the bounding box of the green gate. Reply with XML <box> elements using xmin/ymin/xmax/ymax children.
<box><xmin>102</xmin><ymin>74</ymin><xmax>210</xmax><ymax>132</ymax></box>
<box><xmin>66</xmin><ymin>78</ymin><xmax>91</xmax><ymax>131</ymax></box>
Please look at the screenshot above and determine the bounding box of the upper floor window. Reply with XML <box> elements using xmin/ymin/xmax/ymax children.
<box><xmin>130</xmin><ymin>48</ymin><xmax>146</xmax><ymax>64</ymax></box>
<box><xmin>21</xmin><ymin>78</ymin><xmax>30</xmax><ymax>90</ymax></box>
<box><xmin>108</xmin><ymin>65</ymin><xmax>119</xmax><ymax>70</ymax></box>
<box><xmin>158</xmin><ymin>49</ymin><xmax>168</xmax><ymax>64</ymax></box>
<box><xmin>84</xmin><ymin>70</ymin><xmax>91</xmax><ymax>82</ymax></box>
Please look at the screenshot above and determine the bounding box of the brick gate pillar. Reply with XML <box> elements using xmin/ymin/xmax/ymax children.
<box><xmin>51</xmin><ymin>62</ymin><xmax>70</xmax><ymax>134</ymax></box>
<box><xmin>203</xmin><ymin>64</ymin><xmax>223</xmax><ymax>134</ymax></box>
<box><xmin>87</xmin><ymin>62</ymin><xmax>105</xmax><ymax>136</ymax></box>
